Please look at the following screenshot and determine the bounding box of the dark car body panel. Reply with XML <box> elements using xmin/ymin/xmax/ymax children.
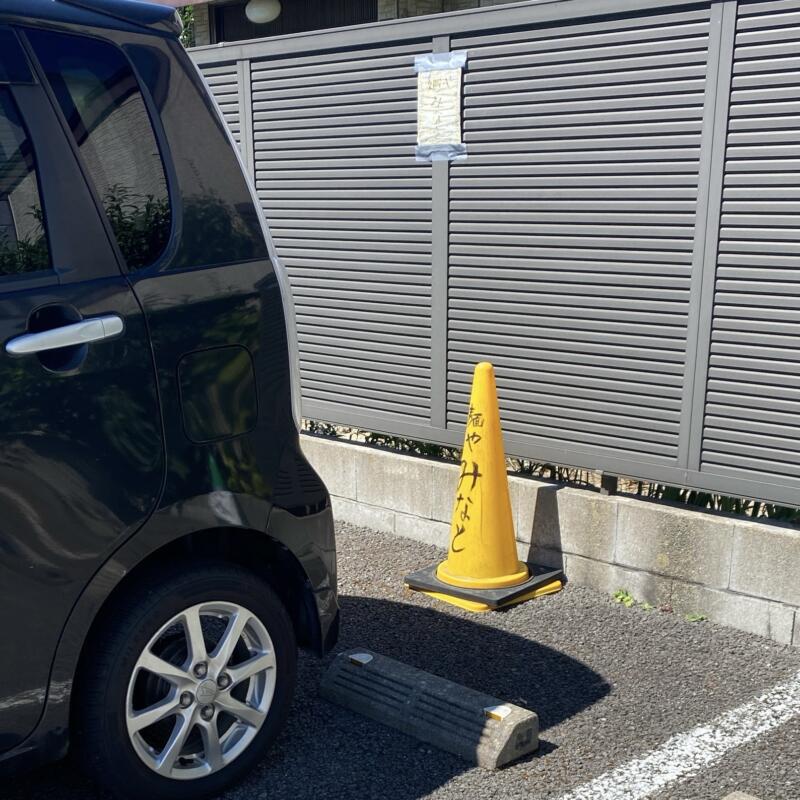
<box><xmin>0</xmin><ymin>0</ymin><xmax>337</xmax><ymax>772</ymax></box>
<box><xmin>0</xmin><ymin>58</ymin><xmax>166</xmax><ymax>749</ymax></box>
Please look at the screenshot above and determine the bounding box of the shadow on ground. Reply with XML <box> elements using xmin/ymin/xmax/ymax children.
<box><xmin>6</xmin><ymin>593</ymin><xmax>609</xmax><ymax>800</ymax></box>
<box><xmin>336</xmin><ymin>594</ymin><xmax>610</xmax><ymax>732</ymax></box>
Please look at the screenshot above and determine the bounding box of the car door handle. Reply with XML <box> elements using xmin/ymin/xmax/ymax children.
<box><xmin>5</xmin><ymin>315</ymin><xmax>125</xmax><ymax>356</ymax></box>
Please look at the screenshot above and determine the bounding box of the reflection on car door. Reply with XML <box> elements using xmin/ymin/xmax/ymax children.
<box><xmin>0</xmin><ymin>30</ymin><xmax>164</xmax><ymax>751</ymax></box>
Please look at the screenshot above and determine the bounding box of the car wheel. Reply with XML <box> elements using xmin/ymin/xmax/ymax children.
<box><xmin>75</xmin><ymin>561</ymin><xmax>296</xmax><ymax>800</ymax></box>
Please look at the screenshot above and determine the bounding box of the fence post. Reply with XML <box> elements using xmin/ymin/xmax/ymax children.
<box><xmin>600</xmin><ymin>473</ymin><xmax>619</xmax><ymax>496</ymax></box>
<box><xmin>429</xmin><ymin>34</ymin><xmax>451</xmax><ymax>432</ymax></box>
<box><xmin>677</xmin><ymin>0</ymin><xmax>737</xmax><ymax>475</ymax></box>
<box><xmin>237</xmin><ymin>58</ymin><xmax>255</xmax><ymax>180</ymax></box>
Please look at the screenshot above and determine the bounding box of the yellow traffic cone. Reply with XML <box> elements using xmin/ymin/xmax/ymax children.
<box><xmin>405</xmin><ymin>362</ymin><xmax>563</xmax><ymax>612</ymax></box>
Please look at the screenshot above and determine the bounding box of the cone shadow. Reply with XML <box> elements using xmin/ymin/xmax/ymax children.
<box><xmin>335</xmin><ymin>595</ymin><xmax>609</xmax><ymax>732</ymax></box>
<box><xmin>519</xmin><ymin>481</ymin><xmax>566</xmax><ymax>571</ymax></box>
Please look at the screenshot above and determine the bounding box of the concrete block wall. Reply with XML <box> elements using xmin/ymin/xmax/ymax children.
<box><xmin>301</xmin><ymin>435</ymin><xmax>800</xmax><ymax>646</ymax></box>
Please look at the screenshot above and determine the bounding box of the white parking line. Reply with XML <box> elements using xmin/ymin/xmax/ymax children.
<box><xmin>558</xmin><ymin>669</ymin><xmax>800</xmax><ymax>800</ymax></box>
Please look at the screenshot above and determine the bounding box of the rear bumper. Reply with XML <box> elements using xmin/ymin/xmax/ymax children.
<box><xmin>266</xmin><ymin>502</ymin><xmax>339</xmax><ymax>655</ymax></box>
<box><xmin>322</xmin><ymin>608</ymin><xmax>340</xmax><ymax>655</ymax></box>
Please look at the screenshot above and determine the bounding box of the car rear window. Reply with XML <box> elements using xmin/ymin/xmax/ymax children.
<box><xmin>27</xmin><ymin>29</ymin><xmax>171</xmax><ymax>271</ymax></box>
<box><xmin>0</xmin><ymin>88</ymin><xmax>50</xmax><ymax>278</ymax></box>
<box><xmin>128</xmin><ymin>42</ymin><xmax>269</xmax><ymax>271</ymax></box>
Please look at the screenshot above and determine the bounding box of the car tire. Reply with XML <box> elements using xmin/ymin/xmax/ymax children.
<box><xmin>74</xmin><ymin>561</ymin><xmax>297</xmax><ymax>800</ymax></box>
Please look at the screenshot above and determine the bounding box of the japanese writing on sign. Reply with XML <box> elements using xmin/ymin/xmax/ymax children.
<box><xmin>414</xmin><ymin>51</ymin><xmax>467</xmax><ymax>162</ymax></box>
<box><xmin>417</xmin><ymin>68</ymin><xmax>462</xmax><ymax>146</ymax></box>
<box><xmin>451</xmin><ymin>404</ymin><xmax>485</xmax><ymax>554</ymax></box>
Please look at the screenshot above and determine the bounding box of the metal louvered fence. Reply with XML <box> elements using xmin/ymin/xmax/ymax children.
<box><xmin>191</xmin><ymin>0</ymin><xmax>800</xmax><ymax>508</ymax></box>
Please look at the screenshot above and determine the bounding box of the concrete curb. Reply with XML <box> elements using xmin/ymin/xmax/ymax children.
<box><xmin>301</xmin><ymin>435</ymin><xmax>800</xmax><ymax>647</ymax></box>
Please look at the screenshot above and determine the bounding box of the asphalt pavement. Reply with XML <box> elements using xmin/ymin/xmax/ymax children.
<box><xmin>5</xmin><ymin>523</ymin><xmax>800</xmax><ymax>800</ymax></box>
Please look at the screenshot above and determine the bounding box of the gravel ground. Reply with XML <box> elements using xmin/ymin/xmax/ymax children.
<box><xmin>7</xmin><ymin>523</ymin><xmax>800</xmax><ymax>800</ymax></box>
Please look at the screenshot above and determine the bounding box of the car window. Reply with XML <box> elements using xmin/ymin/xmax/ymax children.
<box><xmin>0</xmin><ymin>88</ymin><xmax>50</xmax><ymax>278</ymax></box>
<box><xmin>27</xmin><ymin>29</ymin><xmax>171</xmax><ymax>271</ymax></box>
<box><xmin>129</xmin><ymin>43</ymin><xmax>269</xmax><ymax>271</ymax></box>
<box><xmin>0</xmin><ymin>26</ymin><xmax>33</xmax><ymax>84</ymax></box>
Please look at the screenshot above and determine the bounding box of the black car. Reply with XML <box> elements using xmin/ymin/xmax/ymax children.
<box><xmin>0</xmin><ymin>1</ymin><xmax>338</xmax><ymax>797</ymax></box>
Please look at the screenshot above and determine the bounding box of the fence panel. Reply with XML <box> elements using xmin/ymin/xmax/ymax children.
<box><xmin>201</xmin><ymin>62</ymin><xmax>242</xmax><ymax>145</ymax></box>
<box><xmin>698</xmin><ymin>0</ymin><xmax>800</xmax><ymax>497</ymax></box>
<box><xmin>248</xmin><ymin>41</ymin><xmax>435</xmax><ymax>425</ymax></box>
<box><xmin>449</xmin><ymin>6</ymin><xmax>712</xmax><ymax>467</ymax></box>
<box><xmin>191</xmin><ymin>0</ymin><xmax>800</xmax><ymax>506</ymax></box>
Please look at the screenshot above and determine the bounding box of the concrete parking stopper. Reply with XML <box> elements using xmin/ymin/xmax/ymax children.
<box><xmin>319</xmin><ymin>648</ymin><xmax>539</xmax><ymax>769</ymax></box>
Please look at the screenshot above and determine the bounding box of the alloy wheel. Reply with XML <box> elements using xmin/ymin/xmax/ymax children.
<box><xmin>125</xmin><ymin>601</ymin><xmax>276</xmax><ymax>780</ymax></box>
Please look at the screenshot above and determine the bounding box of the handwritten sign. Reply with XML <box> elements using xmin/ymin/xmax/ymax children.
<box><xmin>450</xmin><ymin>404</ymin><xmax>485</xmax><ymax>554</ymax></box>
<box><xmin>414</xmin><ymin>51</ymin><xmax>467</xmax><ymax>162</ymax></box>
<box><xmin>417</xmin><ymin>68</ymin><xmax>462</xmax><ymax>146</ymax></box>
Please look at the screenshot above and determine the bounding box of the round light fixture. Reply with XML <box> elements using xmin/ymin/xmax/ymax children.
<box><xmin>245</xmin><ymin>0</ymin><xmax>282</xmax><ymax>24</ymax></box>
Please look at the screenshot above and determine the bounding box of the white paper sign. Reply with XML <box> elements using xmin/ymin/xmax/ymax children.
<box><xmin>417</xmin><ymin>68</ymin><xmax>462</xmax><ymax>146</ymax></box>
<box><xmin>415</xmin><ymin>51</ymin><xmax>467</xmax><ymax>162</ymax></box>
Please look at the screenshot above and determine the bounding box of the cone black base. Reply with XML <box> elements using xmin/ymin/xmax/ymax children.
<box><xmin>405</xmin><ymin>563</ymin><xmax>564</xmax><ymax>611</ymax></box>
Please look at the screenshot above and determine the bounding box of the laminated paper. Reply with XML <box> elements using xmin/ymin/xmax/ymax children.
<box><xmin>415</xmin><ymin>51</ymin><xmax>467</xmax><ymax>162</ymax></box>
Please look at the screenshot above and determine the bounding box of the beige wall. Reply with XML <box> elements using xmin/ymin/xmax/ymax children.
<box><xmin>194</xmin><ymin>3</ymin><xmax>212</xmax><ymax>46</ymax></box>
<box><xmin>379</xmin><ymin>0</ymin><xmax>509</xmax><ymax>18</ymax></box>
<box><xmin>380</xmin><ymin>0</ymin><xmax>445</xmax><ymax>18</ymax></box>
